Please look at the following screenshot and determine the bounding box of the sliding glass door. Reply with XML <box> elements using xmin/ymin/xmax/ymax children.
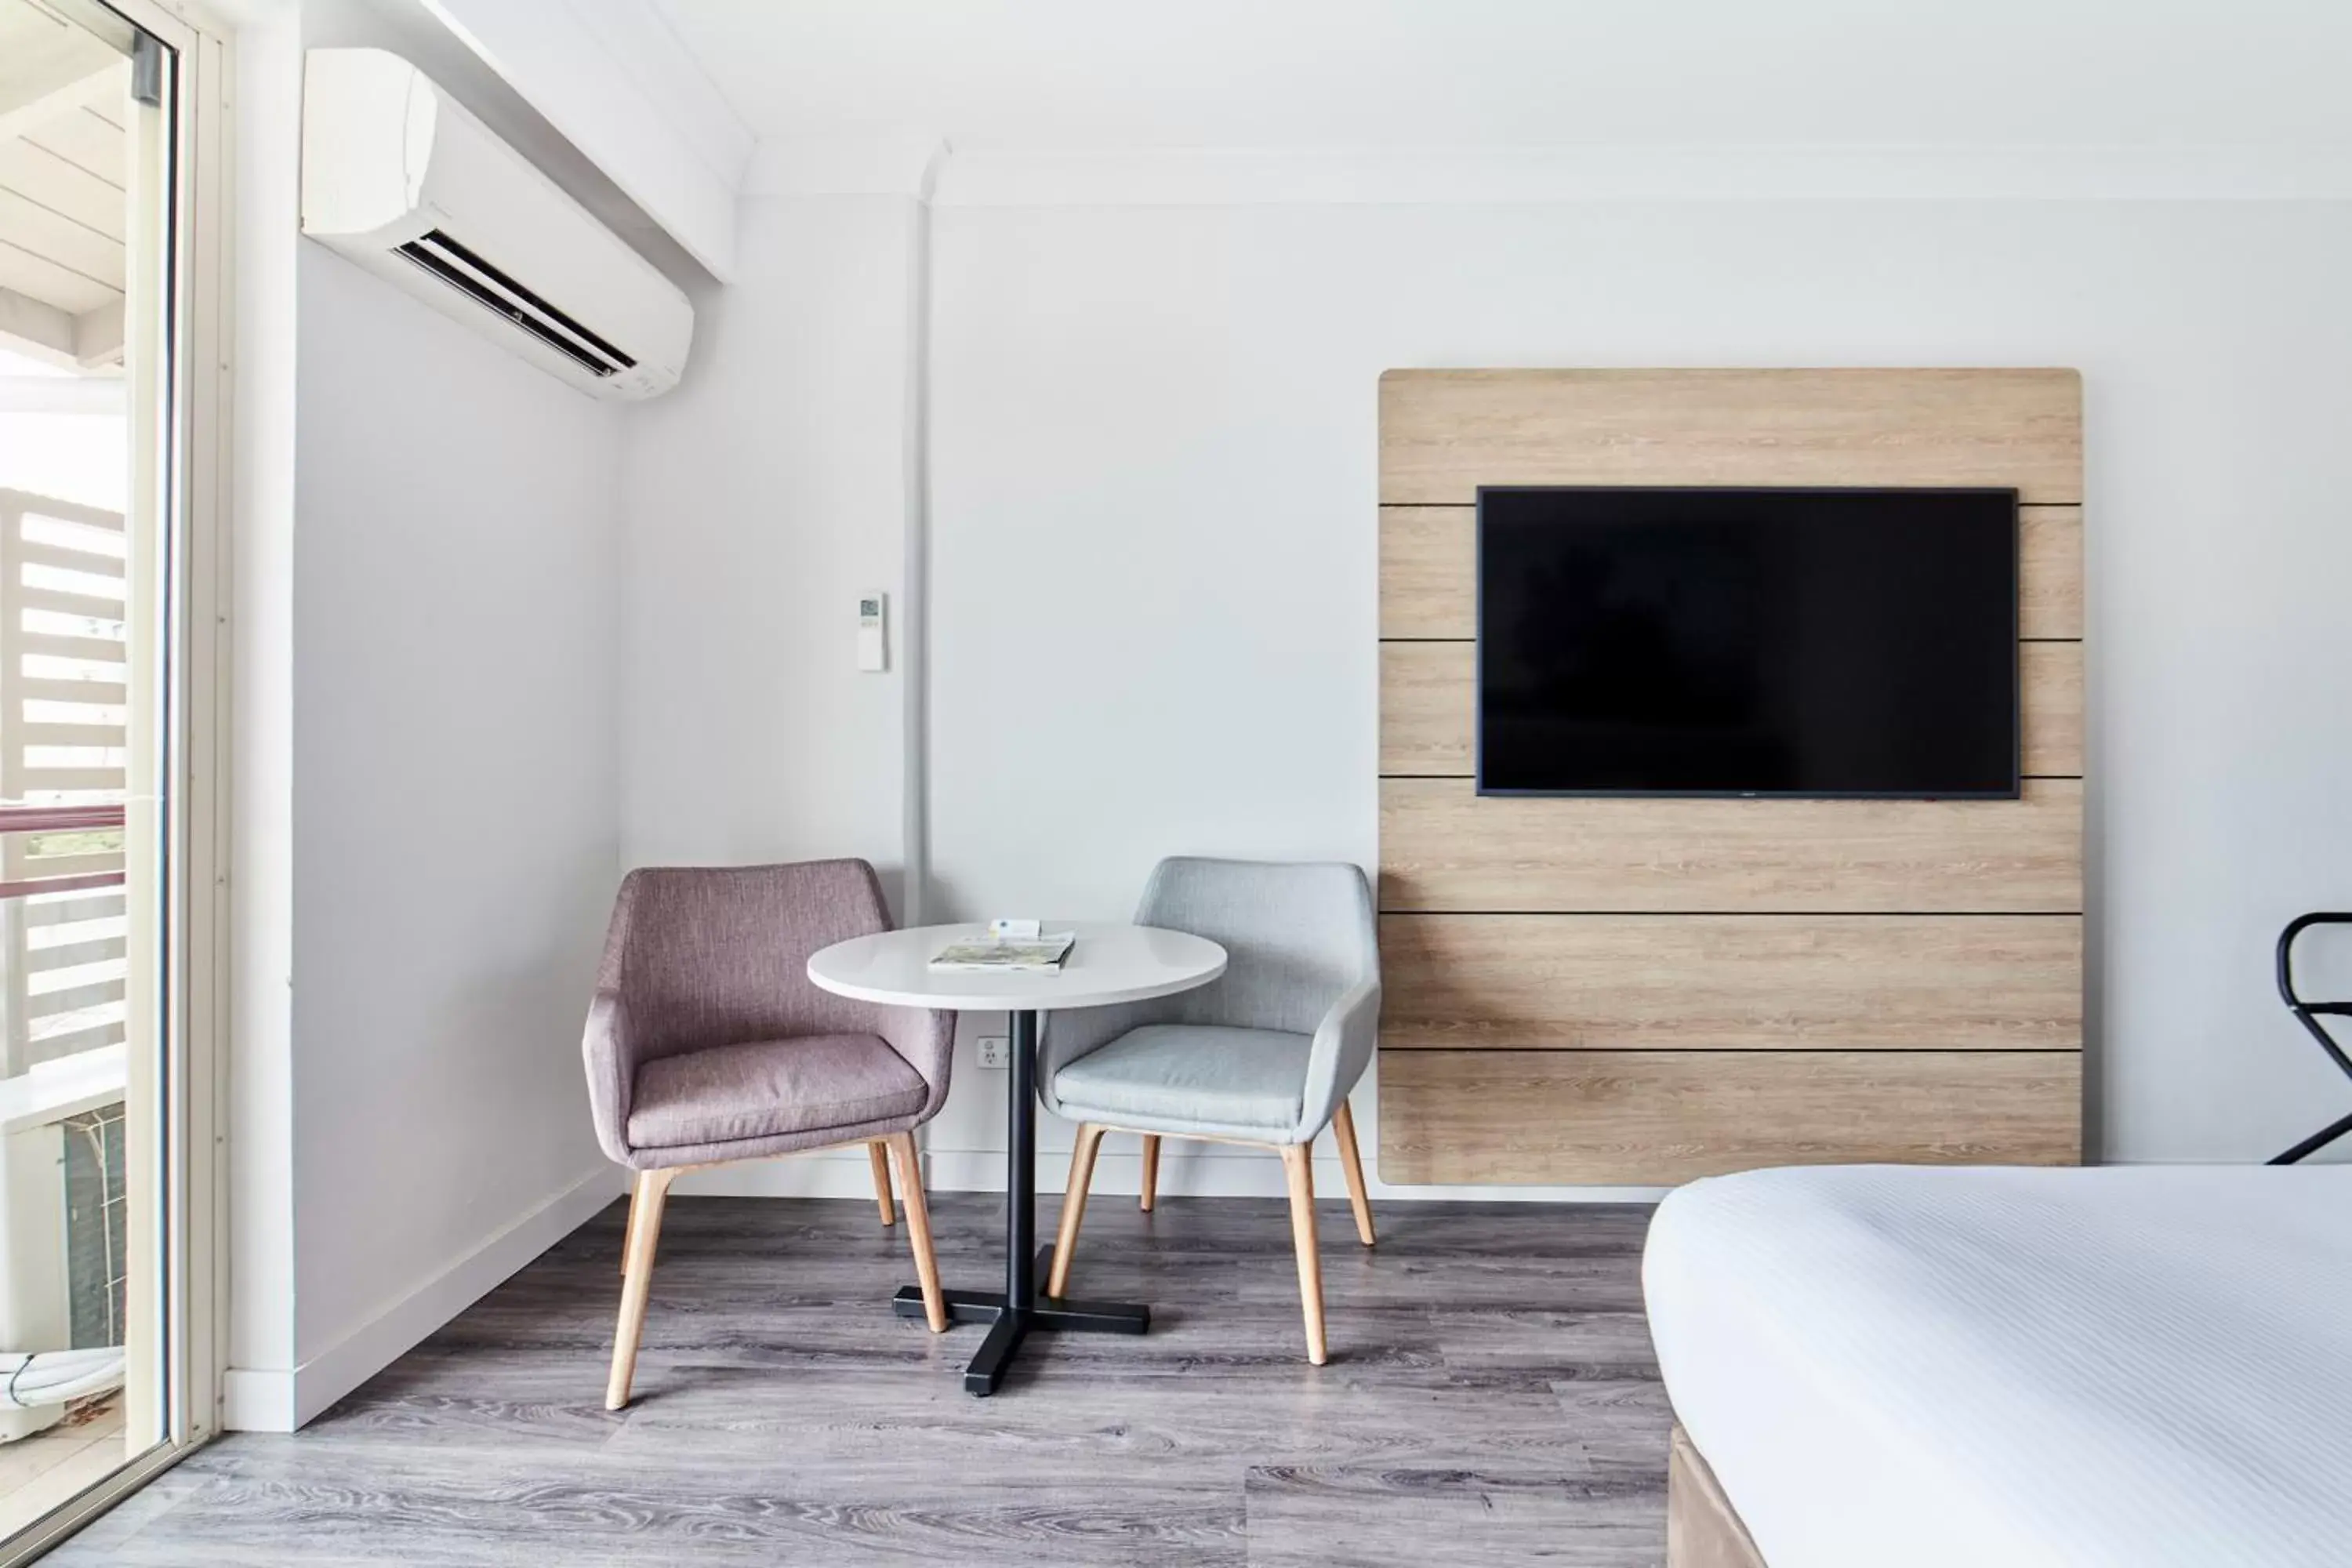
<box><xmin>0</xmin><ymin>0</ymin><xmax>222</xmax><ymax>1553</ymax></box>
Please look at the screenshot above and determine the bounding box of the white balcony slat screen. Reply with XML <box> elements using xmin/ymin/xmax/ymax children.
<box><xmin>0</xmin><ymin>488</ymin><xmax>129</xmax><ymax>1076</ymax></box>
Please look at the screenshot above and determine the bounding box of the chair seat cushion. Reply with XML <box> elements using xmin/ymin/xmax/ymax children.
<box><xmin>1051</xmin><ymin>1024</ymin><xmax>1312</xmax><ymax>1134</ymax></box>
<box><xmin>627</xmin><ymin>1033</ymin><xmax>927</xmax><ymax>1150</ymax></box>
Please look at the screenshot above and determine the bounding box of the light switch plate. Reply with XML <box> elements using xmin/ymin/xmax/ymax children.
<box><xmin>857</xmin><ymin>593</ymin><xmax>887</xmax><ymax>672</ymax></box>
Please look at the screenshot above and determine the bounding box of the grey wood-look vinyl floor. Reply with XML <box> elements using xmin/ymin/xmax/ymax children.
<box><xmin>51</xmin><ymin>1195</ymin><xmax>1670</xmax><ymax>1566</ymax></box>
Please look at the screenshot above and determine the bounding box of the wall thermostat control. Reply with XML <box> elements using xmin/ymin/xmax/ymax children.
<box><xmin>857</xmin><ymin>593</ymin><xmax>887</xmax><ymax>673</ymax></box>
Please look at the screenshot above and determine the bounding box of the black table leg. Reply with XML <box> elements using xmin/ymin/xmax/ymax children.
<box><xmin>1008</xmin><ymin>1006</ymin><xmax>1037</xmax><ymax>1318</ymax></box>
<box><xmin>890</xmin><ymin>1008</ymin><xmax>1151</xmax><ymax>1395</ymax></box>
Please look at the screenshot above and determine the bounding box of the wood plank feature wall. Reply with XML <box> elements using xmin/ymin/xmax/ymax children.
<box><xmin>1376</xmin><ymin>368</ymin><xmax>2084</xmax><ymax>1185</ymax></box>
<box><xmin>1380</xmin><ymin>1051</ymin><xmax>2084</xmax><ymax>1186</ymax></box>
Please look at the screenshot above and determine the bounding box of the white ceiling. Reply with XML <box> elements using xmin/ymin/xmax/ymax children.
<box><xmin>0</xmin><ymin>0</ymin><xmax>125</xmax><ymax>371</ymax></box>
<box><xmin>0</xmin><ymin>0</ymin><xmax>116</xmax><ymax>122</ymax></box>
<box><xmin>0</xmin><ymin>67</ymin><xmax>127</xmax><ymax>318</ymax></box>
<box><xmin>650</xmin><ymin>0</ymin><xmax>2352</xmax><ymax>154</ymax></box>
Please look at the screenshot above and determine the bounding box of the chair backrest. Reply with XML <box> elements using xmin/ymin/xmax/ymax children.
<box><xmin>604</xmin><ymin>859</ymin><xmax>892</xmax><ymax>1064</ymax></box>
<box><xmin>1133</xmin><ymin>857</ymin><xmax>1376</xmax><ymax>1036</ymax></box>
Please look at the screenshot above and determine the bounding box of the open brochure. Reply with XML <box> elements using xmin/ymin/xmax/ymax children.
<box><xmin>929</xmin><ymin>931</ymin><xmax>1076</xmax><ymax>972</ymax></box>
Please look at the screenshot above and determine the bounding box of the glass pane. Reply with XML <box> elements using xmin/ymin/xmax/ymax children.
<box><xmin>0</xmin><ymin>0</ymin><xmax>175</xmax><ymax>1537</ymax></box>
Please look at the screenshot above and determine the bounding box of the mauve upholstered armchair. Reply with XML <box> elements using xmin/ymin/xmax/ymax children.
<box><xmin>1040</xmin><ymin>857</ymin><xmax>1380</xmax><ymax>1364</ymax></box>
<box><xmin>583</xmin><ymin>860</ymin><xmax>954</xmax><ymax>1409</ymax></box>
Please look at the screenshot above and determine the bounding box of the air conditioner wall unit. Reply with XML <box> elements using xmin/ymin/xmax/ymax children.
<box><xmin>299</xmin><ymin>48</ymin><xmax>691</xmax><ymax>401</ymax></box>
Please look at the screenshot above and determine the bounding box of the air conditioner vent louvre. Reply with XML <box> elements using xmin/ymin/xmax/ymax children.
<box><xmin>393</xmin><ymin>228</ymin><xmax>637</xmax><ymax>379</ymax></box>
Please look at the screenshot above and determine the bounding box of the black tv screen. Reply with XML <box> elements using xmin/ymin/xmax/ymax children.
<box><xmin>1476</xmin><ymin>487</ymin><xmax>2020</xmax><ymax>798</ymax></box>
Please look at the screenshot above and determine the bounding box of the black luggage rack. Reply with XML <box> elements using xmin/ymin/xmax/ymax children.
<box><xmin>2272</xmin><ymin>913</ymin><xmax>2352</xmax><ymax>1163</ymax></box>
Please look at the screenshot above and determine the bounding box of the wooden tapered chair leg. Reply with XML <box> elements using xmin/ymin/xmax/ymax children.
<box><xmin>1331</xmin><ymin>1101</ymin><xmax>1375</xmax><ymax>1247</ymax></box>
<box><xmin>868</xmin><ymin>1139</ymin><xmax>897</xmax><ymax>1227</ymax></box>
<box><xmin>886</xmin><ymin>1132</ymin><xmax>947</xmax><ymax>1332</ymax></box>
<box><xmin>1047</xmin><ymin>1123</ymin><xmax>1108</xmax><ymax>1298</ymax></box>
<box><xmin>619</xmin><ymin>1178</ymin><xmax>643</xmax><ymax>1276</ymax></box>
<box><xmin>1279</xmin><ymin>1143</ymin><xmax>1327</xmax><ymax>1365</ymax></box>
<box><xmin>608</xmin><ymin>1168</ymin><xmax>676</xmax><ymax>1410</ymax></box>
<box><xmin>1138</xmin><ymin>1134</ymin><xmax>1161</xmax><ymax>1212</ymax></box>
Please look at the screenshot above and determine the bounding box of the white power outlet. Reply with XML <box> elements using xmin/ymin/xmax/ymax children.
<box><xmin>977</xmin><ymin>1035</ymin><xmax>1009</xmax><ymax>1069</ymax></box>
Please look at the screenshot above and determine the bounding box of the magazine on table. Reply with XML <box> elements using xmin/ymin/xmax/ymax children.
<box><xmin>929</xmin><ymin>927</ymin><xmax>1076</xmax><ymax>972</ymax></box>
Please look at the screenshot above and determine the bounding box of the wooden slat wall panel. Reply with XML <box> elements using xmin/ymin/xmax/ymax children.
<box><xmin>2022</xmin><ymin>641</ymin><xmax>2082</xmax><ymax>777</ymax></box>
<box><xmin>1381</xmin><ymin>640</ymin><xmax>2083</xmax><ymax>779</ymax></box>
<box><xmin>2020</xmin><ymin>508</ymin><xmax>2085</xmax><ymax>641</ymax></box>
<box><xmin>1379</xmin><ymin>914</ymin><xmax>2082</xmax><ymax>1051</ymax></box>
<box><xmin>1374</xmin><ymin>510</ymin><xmax>1458</xmax><ymax>644</ymax></box>
<box><xmin>1377</xmin><ymin>506</ymin><xmax>1476</xmax><ymax>639</ymax></box>
<box><xmin>1381</xmin><ymin>777</ymin><xmax>2082</xmax><ymax>913</ymax></box>
<box><xmin>1374</xmin><ymin>368</ymin><xmax>2084</xmax><ymax>1183</ymax></box>
<box><xmin>1378</xmin><ymin>640</ymin><xmax>1473</xmax><ymax>775</ymax></box>
<box><xmin>1378</xmin><ymin>1049</ymin><xmax>2083</xmax><ymax>1185</ymax></box>
<box><xmin>1378</xmin><ymin>368</ymin><xmax>2085</xmax><ymax>504</ymax></box>
<box><xmin>1379</xmin><ymin>504</ymin><xmax>2083</xmax><ymax>641</ymax></box>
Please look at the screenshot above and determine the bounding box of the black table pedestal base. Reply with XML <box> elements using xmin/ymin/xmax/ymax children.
<box><xmin>892</xmin><ymin>1009</ymin><xmax>1154</xmax><ymax>1396</ymax></box>
<box><xmin>892</xmin><ymin>1269</ymin><xmax>1151</xmax><ymax>1396</ymax></box>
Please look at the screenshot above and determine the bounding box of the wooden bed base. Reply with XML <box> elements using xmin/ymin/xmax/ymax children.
<box><xmin>1668</xmin><ymin>1425</ymin><xmax>1769</xmax><ymax>1568</ymax></box>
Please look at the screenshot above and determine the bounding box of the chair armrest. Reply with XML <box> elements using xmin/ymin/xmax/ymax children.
<box><xmin>581</xmin><ymin>989</ymin><xmax>636</xmax><ymax>1164</ymax></box>
<box><xmin>874</xmin><ymin>1003</ymin><xmax>956</xmax><ymax>1117</ymax></box>
<box><xmin>1295</xmin><ymin>976</ymin><xmax>1381</xmax><ymax>1143</ymax></box>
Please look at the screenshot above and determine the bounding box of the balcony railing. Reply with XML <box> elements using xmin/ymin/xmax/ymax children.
<box><xmin>0</xmin><ymin>490</ymin><xmax>130</xmax><ymax>1080</ymax></box>
<box><xmin>0</xmin><ymin>805</ymin><xmax>125</xmax><ymax>901</ymax></box>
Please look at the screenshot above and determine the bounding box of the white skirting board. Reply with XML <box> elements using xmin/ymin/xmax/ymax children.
<box><xmin>222</xmin><ymin>1165</ymin><xmax>626</xmax><ymax>1432</ymax></box>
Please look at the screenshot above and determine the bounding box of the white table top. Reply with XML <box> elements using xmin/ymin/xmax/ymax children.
<box><xmin>806</xmin><ymin>921</ymin><xmax>1227</xmax><ymax>1012</ymax></box>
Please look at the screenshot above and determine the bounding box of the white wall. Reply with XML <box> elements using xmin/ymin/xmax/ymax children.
<box><xmin>924</xmin><ymin>196</ymin><xmax>2352</xmax><ymax>1171</ymax></box>
<box><xmin>623</xmin><ymin>188</ymin><xmax>2352</xmax><ymax>1200</ymax></box>
<box><xmin>223</xmin><ymin>0</ymin><xmax>637</xmax><ymax>1428</ymax></box>
<box><xmin>617</xmin><ymin>194</ymin><xmax>925</xmax><ymax>1196</ymax></box>
<box><xmin>281</xmin><ymin>245</ymin><xmax>626</xmax><ymax>1410</ymax></box>
<box><xmin>619</xmin><ymin>195</ymin><xmax>920</xmax><ymax>882</ymax></box>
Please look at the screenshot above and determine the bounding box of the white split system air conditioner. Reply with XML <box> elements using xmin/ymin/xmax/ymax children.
<box><xmin>299</xmin><ymin>49</ymin><xmax>691</xmax><ymax>400</ymax></box>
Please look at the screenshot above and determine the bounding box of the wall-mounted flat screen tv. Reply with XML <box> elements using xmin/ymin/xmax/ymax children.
<box><xmin>1476</xmin><ymin>486</ymin><xmax>2020</xmax><ymax>798</ymax></box>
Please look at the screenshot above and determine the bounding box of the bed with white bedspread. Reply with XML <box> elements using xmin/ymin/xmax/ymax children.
<box><xmin>1642</xmin><ymin>1163</ymin><xmax>2352</xmax><ymax>1568</ymax></box>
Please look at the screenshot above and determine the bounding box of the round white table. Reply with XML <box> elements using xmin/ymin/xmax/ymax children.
<box><xmin>808</xmin><ymin>921</ymin><xmax>1227</xmax><ymax>1396</ymax></box>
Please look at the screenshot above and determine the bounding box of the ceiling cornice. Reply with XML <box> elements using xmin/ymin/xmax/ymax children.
<box><xmin>920</xmin><ymin>145</ymin><xmax>2352</xmax><ymax>207</ymax></box>
<box><xmin>742</xmin><ymin>136</ymin><xmax>953</xmax><ymax>201</ymax></box>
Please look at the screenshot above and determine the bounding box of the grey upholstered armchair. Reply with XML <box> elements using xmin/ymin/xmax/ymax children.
<box><xmin>1040</xmin><ymin>857</ymin><xmax>1381</xmax><ymax>1364</ymax></box>
<box><xmin>583</xmin><ymin>860</ymin><xmax>954</xmax><ymax>1409</ymax></box>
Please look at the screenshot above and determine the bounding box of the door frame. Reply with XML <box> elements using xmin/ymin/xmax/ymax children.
<box><xmin>2</xmin><ymin>0</ymin><xmax>230</xmax><ymax>1555</ymax></box>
